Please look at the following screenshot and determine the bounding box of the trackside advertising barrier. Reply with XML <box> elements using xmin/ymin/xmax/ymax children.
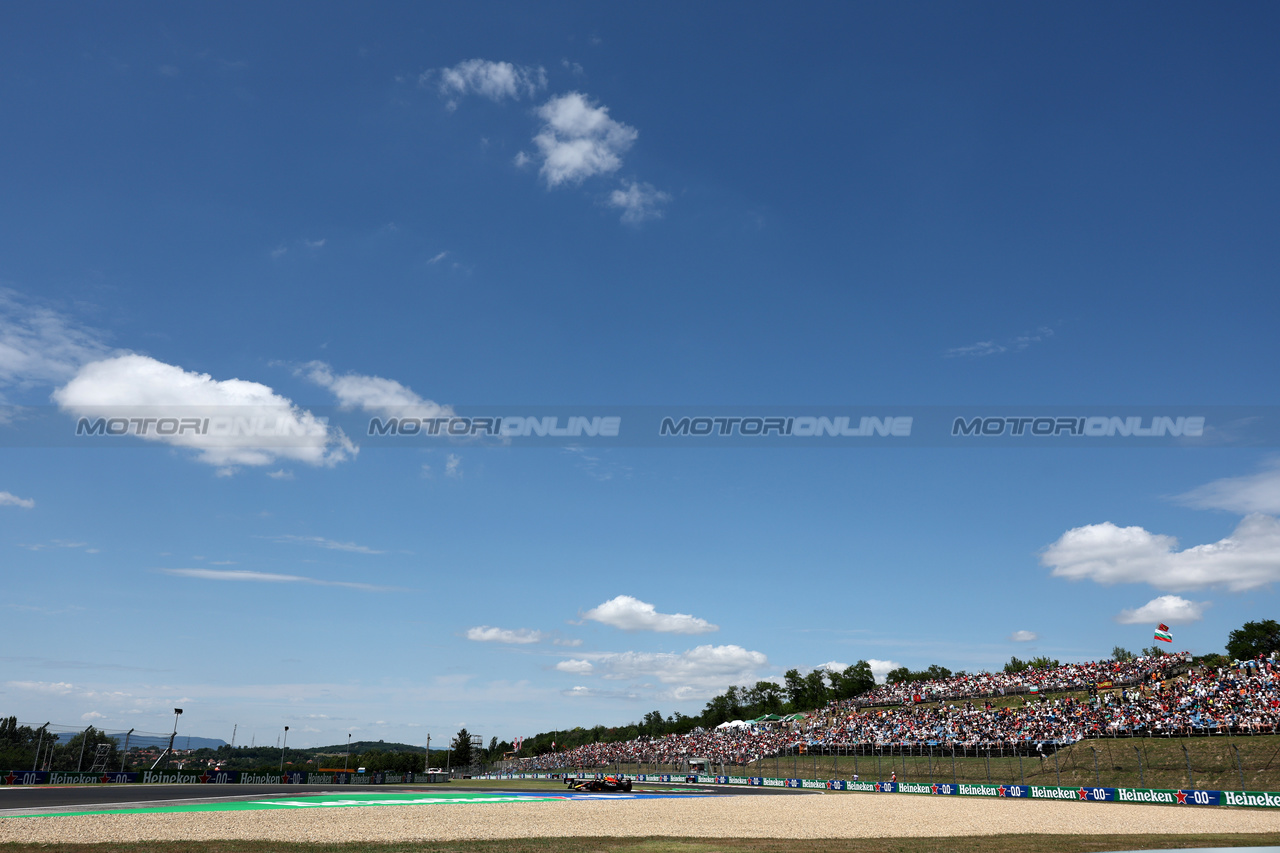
<box><xmin>469</xmin><ymin>772</ymin><xmax>1280</xmax><ymax>809</ymax></box>
<box><xmin>0</xmin><ymin>770</ymin><xmax>449</xmax><ymax>786</ymax></box>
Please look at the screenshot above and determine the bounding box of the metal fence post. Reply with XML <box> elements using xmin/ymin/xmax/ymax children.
<box><xmin>1182</xmin><ymin>742</ymin><xmax>1194</xmax><ymax>789</ymax></box>
<box><xmin>951</xmin><ymin>747</ymin><xmax>956</xmax><ymax>785</ymax></box>
<box><xmin>985</xmin><ymin>747</ymin><xmax>991</xmax><ymax>784</ymax></box>
<box><xmin>1090</xmin><ymin>746</ymin><xmax>1099</xmax><ymax>787</ymax></box>
<box><xmin>1018</xmin><ymin>748</ymin><xmax>1024</xmax><ymax>785</ymax></box>
<box><xmin>1232</xmin><ymin>743</ymin><xmax>1246</xmax><ymax>792</ymax></box>
<box><xmin>1054</xmin><ymin>745</ymin><xmax>1060</xmax><ymax>786</ymax></box>
<box><xmin>1133</xmin><ymin>745</ymin><xmax>1144</xmax><ymax>788</ymax></box>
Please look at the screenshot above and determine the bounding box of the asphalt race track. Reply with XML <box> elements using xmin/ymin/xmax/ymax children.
<box><xmin>0</xmin><ymin>780</ymin><xmax>814</xmax><ymax>815</ymax></box>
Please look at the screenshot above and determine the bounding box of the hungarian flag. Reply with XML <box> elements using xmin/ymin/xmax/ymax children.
<box><xmin>1154</xmin><ymin>624</ymin><xmax>1173</xmax><ymax>643</ymax></box>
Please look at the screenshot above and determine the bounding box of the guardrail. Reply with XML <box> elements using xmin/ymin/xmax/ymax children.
<box><xmin>473</xmin><ymin>771</ymin><xmax>1280</xmax><ymax>809</ymax></box>
<box><xmin>0</xmin><ymin>770</ymin><xmax>449</xmax><ymax>786</ymax></box>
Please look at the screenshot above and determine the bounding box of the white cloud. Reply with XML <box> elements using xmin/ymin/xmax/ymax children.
<box><xmin>0</xmin><ymin>491</ymin><xmax>34</xmax><ymax>509</ymax></box>
<box><xmin>161</xmin><ymin>568</ymin><xmax>392</xmax><ymax>592</ymax></box>
<box><xmin>269</xmin><ymin>534</ymin><xmax>384</xmax><ymax>554</ymax></box>
<box><xmin>1177</xmin><ymin>462</ymin><xmax>1280</xmax><ymax>515</ymax></box>
<box><xmin>1008</xmin><ymin>630</ymin><xmax>1038</xmax><ymax>642</ymax></box>
<box><xmin>817</xmin><ymin>661</ymin><xmax>849</xmax><ymax>673</ymax></box>
<box><xmin>582</xmin><ymin>595</ymin><xmax>718</xmax><ymax>634</ymax></box>
<box><xmin>867</xmin><ymin>659</ymin><xmax>901</xmax><ymax>684</ymax></box>
<box><xmin>947</xmin><ymin>340</ymin><xmax>1005</xmax><ymax>357</ymax></box>
<box><xmin>578</xmin><ymin>644</ymin><xmax>768</xmax><ymax>697</ymax></box>
<box><xmin>555</xmin><ymin>659</ymin><xmax>594</xmax><ymax>674</ymax></box>
<box><xmin>53</xmin><ymin>354</ymin><xmax>355</xmax><ymax>468</ymax></box>
<box><xmin>81</xmin><ymin>711</ymin><xmax>104</xmax><ymax>721</ymax></box>
<box><xmin>303</xmin><ymin>238</ymin><xmax>326</xmax><ymax>249</ymax></box>
<box><xmin>427</xmin><ymin>251</ymin><xmax>448</xmax><ymax>265</ymax></box>
<box><xmin>561</xmin><ymin>685</ymin><xmax>636</xmax><ymax>699</ymax></box>
<box><xmin>609</xmin><ymin>181</ymin><xmax>670</xmax><ymax>224</ymax></box>
<box><xmin>267</xmin><ymin>469</ymin><xmax>294</xmax><ymax>480</ymax></box>
<box><xmin>6</xmin><ymin>681</ymin><xmax>75</xmax><ymax>694</ymax></box>
<box><xmin>533</xmin><ymin>93</ymin><xmax>638</xmax><ymax>187</ymax></box>
<box><xmin>465</xmin><ymin>626</ymin><xmax>544</xmax><ymax>644</ymax></box>
<box><xmin>1116</xmin><ymin>595</ymin><xmax>1208</xmax><ymax>625</ymax></box>
<box><xmin>1041</xmin><ymin>513</ymin><xmax>1280</xmax><ymax>592</ymax></box>
<box><xmin>552</xmin><ymin>637</ymin><xmax>583</xmax><ymax>647</ymax></box>
<box><xmin>302</xmin><ymin>361</ymin><xmax>451</xmax><ymax>421</ymax></box>
<box><xmin>18</xmin><ymin>540</ymin><xmax>92</xmax><ymax>552</ymax></box>
<box><xmin>445</xmin><ymin>453</ymin><xmax>462</xmax><ymax>478</ymax></box>
<box><xmin>431</xmin><ymin>59</ymin><xmax>547</xmax><ymax>106</ymax></box>
<box><xmin>946</xmin><ymin>327</ymin><xmax>1053</xmax><ymax>358</ymax></box>
<box><xmin>0</xmin><ymin>288</ymin><xmax>113</xmax><ymax>392</ymax></box>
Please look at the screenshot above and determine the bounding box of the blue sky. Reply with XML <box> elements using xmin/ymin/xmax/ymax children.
<box><xmin>2</xmin><ymin>2</ymin><xmax>1279</xmax><ymax>749</ymax></box>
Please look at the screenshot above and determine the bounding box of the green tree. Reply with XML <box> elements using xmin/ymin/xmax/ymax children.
<box><xmin>1141</xmin><ymin>646</ymin><xmax>1168</xmax><ymax>658</ymax></box>
<box><xmin>450</xmin><ymin>728</ymin><xmax>472</xmax><ymax>767</ymax></box>
<box><xmin>828</xmin><ymin>661</ymin><xmax>875</xmax><ymax>700</ymax></box>
<box><xmin>1111</xmin><ymin>646</ymin><xmax>1135</xmax><ymax>662</ymax></box>
<box><xmin>0</xmin><ymin>718</ymin><xmax>52</xmax><ymax>770</ymax></box>
<box><xmin>1003</xmin><ymin>656</ymin><xmax>1029</xmax><ymax>674</ymax></box>
<box><xmin>885</xmin><ymin>666</ymin><xmax>912</xmax><ymax>684</ymax></box>
<box><xmin>51</xmin><ymin>727</ymin><xmax>119</xmax><ymax>771</ymax></box>
<box><xmin>783</xmin><ymin>669</ymin><xmax>806</xmax><ymax>707</ymax></box>
<box><xmin>1227</xmin><ymin>620</ymin><xmax>1280</xmax><ymax>660</ymax></box>
<box><xmin>1028</xmin><ymin>656</ymin><xmax>1060</xmax><ymax>669</ymax></box>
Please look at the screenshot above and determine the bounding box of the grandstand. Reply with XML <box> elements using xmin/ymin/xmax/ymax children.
<box><xmin>530</xmin><ymin>652</ymin><xmax>1280</xmax><ymax>771</ymax></box>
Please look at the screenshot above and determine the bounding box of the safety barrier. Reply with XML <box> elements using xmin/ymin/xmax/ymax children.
<box><xmin>472</xmin><ymin>771</ymin><xmax>1280</xmax><ymax>808</ymax></box>
<box><xmin>0</xmin><ymin>770</ymin><xmax>449</xmax><ymax>785</ymax></box>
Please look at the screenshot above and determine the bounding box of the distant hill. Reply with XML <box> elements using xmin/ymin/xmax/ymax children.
<box><xmin>306</xmin><ymin>740</ymin><xmax>437</xmax><ymax>754</ymax></box>
<box><xmin>55</xmin><ymin>731</ymin><xmax>228</xmax><ymax>751</ymax></box>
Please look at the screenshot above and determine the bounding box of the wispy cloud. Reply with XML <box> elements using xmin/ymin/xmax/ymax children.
<box><xmin>1007</xmin><ymin>630</ymin><xmax>1038</xmax><ymax>642</ymax></box>
<box><xmin>445</xmin><ymin>453</ymin><xmax>462</xmax><ymax>478</ymax></box>
<box><xmin>0</xmin><ymin>491</ymin><xmax>34</xmax><ymax>509</ymax></box>
<box><xmin>427</xmin><ymin>59</ymin><xmax>547</xmax><ymax>109</ymax></box>
<box><xmin>0</xmin><ymin>288</ymin><xmax>113</xmax><ymax>394</ymax></box>
<box><xmin>18</xmin><ymin>539</ymin><xmax>93</xmax><ymax>552</ymax></box>
<box><xmin>465</xmin><ymin>626</ymin><xmax>544</xmax><ymax>644</ymax></box>
<box><xmin>301</xmin><ymin>361</ymin><xmax>451</xmax><ymax>422</ymax></box>
<box><xmin>1176</xmin><ymin>460</ymin><xmax>1280</xmax><ymax>515</ymax></box>
<box><xmin>269</xmin><ymin>534</ymin><xmax>385</xmax><ymax>554</ymax></box>
<box><xmin>946</xmin><ymin>327</ymin><xmax>1054</xmax><ymax>358</ymax></box>
<box><xmin>566</xmin><ymin>644</ymin><xmax>768</xmax><ymax>701</ymax></box>
<box><xmin>160</xmin><ymin>568</ymin><xmax>394</xmax><ymax>592</ymax></box>
<box><xmin>609</xmin><ymin>181</ymin><xmax>670</xmax><ymax>225</ymax></box>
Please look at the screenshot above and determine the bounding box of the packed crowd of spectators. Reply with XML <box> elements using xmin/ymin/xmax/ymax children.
<box><xmin>849</xmin><ymin>655</ymin><xmax>1186</xmax><ymax>707</ymax></box>
<box><xmin>528</xmin><ymin>654</ymin><xmax>1280</xmax><ymax>770</ymax></box>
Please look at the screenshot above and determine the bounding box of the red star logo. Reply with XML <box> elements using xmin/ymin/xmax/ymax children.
<box><xmin>931</xmin><ymin>784</ymin><xmax>939</xmax><ymax>794</ymax></box>
<box><xmin>101</xmin><ymin>774</ymin><xmax>111</xmax><ymax>784</ymax></box>
<box><xmin>1175</xmin><ymin>790</ymin><xmax>1188</xmax><ymax>804</ymax></box>
<box><xmin>282</xmin><ymin>774</ymin><xmax>290</xmax><ymax>784</ymax></box>
<box><xmin>997</xmin><ymin>786</ymin><xmax>1007</xmax><ymax>797</ymax></box>
<box><xmin>3</xmin><ymin>772</ymin><xmax>15</xmax><ymax>785</ymax></box>
<box><xmin>199</xmin><ymin>773</ymin><xmax>211</xmax><ymax>784</ymax></box>
<box><xmin>1078</xmin><ymin>788</ymin><xmax>1088</xmax><ymax>800</ymax></box>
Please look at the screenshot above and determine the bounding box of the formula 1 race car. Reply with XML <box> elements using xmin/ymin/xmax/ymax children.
<box><xmin>564</xmin><ymin>775</ymin><xmax>633</xmax><ymax>792</ymax></box>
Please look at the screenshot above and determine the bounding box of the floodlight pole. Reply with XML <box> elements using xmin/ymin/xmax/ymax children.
<box><xmin>345</xmin><ymin>733</ymin><xmax>351</xmax><ymax>771</ymax></box>
<box><xmin>280</xmin><ymin>726</ymin><xmax>289</xmax><ymax>773</ymax></box>
<box><xmin>121</xmin><ymin>729</ymin><xmax>134</xmax><ymax>771</ymax></box>
<box><xmin>151</xmin><ymin>709</ymin><xmax>182</xmax><ymax>771</ymax></box>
